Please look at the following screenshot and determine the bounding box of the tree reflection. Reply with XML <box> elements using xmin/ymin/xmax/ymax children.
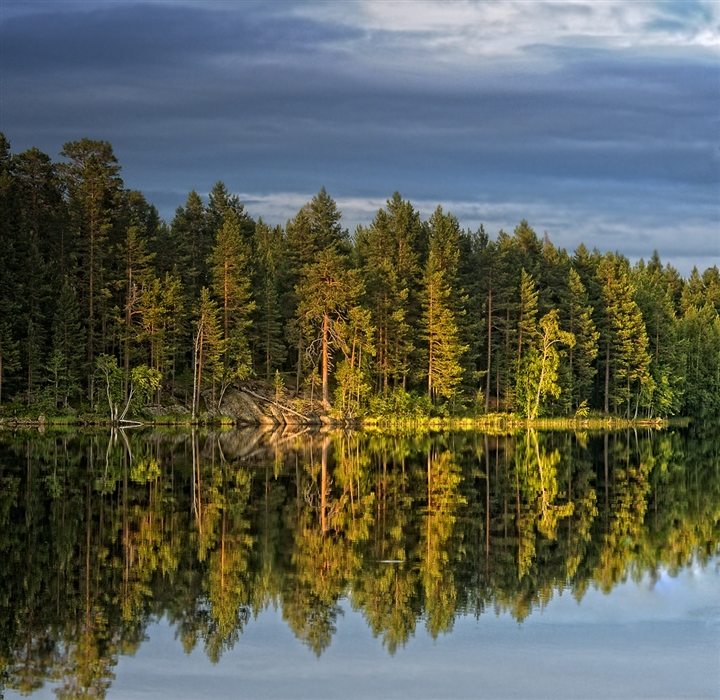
<box><xmin>0</xmin><ymin>423</ymin><xmax>719</xmax><ymax>694</ymax></box>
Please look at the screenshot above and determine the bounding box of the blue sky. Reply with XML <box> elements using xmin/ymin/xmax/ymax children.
<box><xmin>1</xmin><ymin>0</ymin><xmax>718</xmax><ymax>275</ymax></box>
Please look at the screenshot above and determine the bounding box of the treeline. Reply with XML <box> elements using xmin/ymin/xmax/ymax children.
<box><xmin>1</xmin><ymin>134</ymin><xmax>719</xmax><ymax>419</ymax></box>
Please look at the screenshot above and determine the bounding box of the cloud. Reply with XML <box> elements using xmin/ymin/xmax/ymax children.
<box><xmin>296</xmin><ymin>0</ymin><xmax>719</xmax><ymax>53</ymax></box>
<box><xmin>1</xmin><ymin>1</ymin><xmax>717</xmax><ymax>278</ymax></box>
<box><xmin>214</xmin><ymin>184</ymin><xmax>719</xmax><ymax>277</ymax></box>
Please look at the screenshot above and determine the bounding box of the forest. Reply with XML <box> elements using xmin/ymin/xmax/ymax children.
<box><xmin>1</xmin><ymin>134</ymin><xmax>719</xmax><ymax>421</ymax></box>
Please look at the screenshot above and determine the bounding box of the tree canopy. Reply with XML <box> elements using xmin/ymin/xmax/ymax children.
<box><xmin>0</xmin><ymin>132</ymin><xmax>717</xmax><ymax>420</ymax></box>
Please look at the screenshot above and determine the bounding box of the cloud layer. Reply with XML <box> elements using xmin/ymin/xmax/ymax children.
<box><xmin>1</xmin><ymin>0</ymin><xmax>717</xmax><ymax>274</ymax></box>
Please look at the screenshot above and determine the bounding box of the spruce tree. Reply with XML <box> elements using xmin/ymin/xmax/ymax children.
<box><xmin>565</xmin><ymin>268</ymin><xmax>599</xmax><ymax>412</ymax></box>
<box><xmin>285</xmin><ymin>189</ymin><xmax>352</xmax><ymax>393</ymax></box>
<box><xmin>49</xmin><ymin>277</ymin><xmax>83</xmax><ymax>408</ymax></box>
<box><xmin>210</xmin><ymin>210</ymin><xmax>255</xmax><ymax>407</ymax></box>
<box><xmin>597</xmin><ymin>254</ymin><xmax>652</xmax><ymax>417</ymax></box>
<box><xmin>296</xmin><ymin>247</ymin><xmax>364</xmax><ymax>410</ymax></box>
<box><xmin>59</xmin><ymin>139</ymin><xmax>124</xmax><ymax>400</ymax></box>
<box><xmin>251</xmin><ymin>219</ymin><xmax>287</xmax><ymax>379</ymax></box>
<box><xmin>633</xmin><ymin>255</ymin><xmax>685</xmax><ymax>416</ymax></box>
<box><xmin>356</xmin><ymin>193</ymin><xmax>423</xmax><ymax>393</ymax></box>
<box><xmin>421</xmin><ymin>207</ymin><xmax>467</xmax><ymax>403</ymax></box>
<box><xmin>171</xmin><ymin>190</ymin><xmax>211</xmax><ymax>300</ymax></box>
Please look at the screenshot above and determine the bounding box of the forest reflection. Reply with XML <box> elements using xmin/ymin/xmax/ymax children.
<box><xmin>1</xmin><ymin>424</ymin><xmax>719</xmax><ymax>696</ymax></box>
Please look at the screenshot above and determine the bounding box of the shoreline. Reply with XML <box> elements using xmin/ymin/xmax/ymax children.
<box><xmin>0</xmin><ymin>413</ymin><xmax>685</xmax><ymax>432</ymax></box>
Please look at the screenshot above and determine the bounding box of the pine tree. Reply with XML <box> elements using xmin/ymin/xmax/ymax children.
<box><xmin>210</xmin><ymin>210</ymin><xmax>256</xmax><ymax>407</ymax></box>
<box><xmin>285</xmin><ymin>189</ymin><xmax>352</xmax><ymax>393</ymax></box>
<box><xmin>59</xmin><ymin>139</ymin><xmax>124</xmax><ymax>400</ymax></box>
<box><xmin>192</xmin><ymin>287</ymin><xmax>224</xmax><ymax>418</ymax></box>
<box><xmin>597</xmin><ymin>254</ymin><xmax>652</xmax><ymax>417</ymax></box>
<box><xmin>48</xmin><ymin>277</ymin><xmax>83</xmax><ymax>408</ymax></box>
<box><xmin>421</xmin><ymin>207</ymin><xmax>467</xmax><ymax>403</ymax></box>
<box><xmin>296</xmin><ymin>247</ymin><xmax>364</xmax><ymax>410</ymax></box>
<box><xmin>251</xmin><ymin>219</ymin><xmax>287</xmax><ymax>379</ymax></box>
<box><xmin>356</xmin><ymin>193</ymin><xmax>423</xmax><ymax>393</ymax></box>
<box><xmin>171</xmin><ymin>190</ymin><xmax>211</xmax><ymax>300</ymax></box>
<box><xmin>565</xmin><ymin>268</ymin><xmax>599</xmax><ymax>412</ymax></box>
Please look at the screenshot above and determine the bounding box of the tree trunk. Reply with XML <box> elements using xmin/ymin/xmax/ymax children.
<box><xmin>485</xmin><ymin>283</ymin><xmax>492</xmax><ymax>413</ymax></box>
<box><xmin>604</xmin><ymin>340</ymin><xmax>610</xmax><ymax>414</ymax></box>
<box><xmin>322</xmin><ymin>310</ymin><xmax>330</xmax><ymax>410</ymax></box>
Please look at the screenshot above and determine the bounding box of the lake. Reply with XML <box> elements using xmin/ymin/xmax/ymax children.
<box><xmin>1</xmin><ymin>425</ymin><xmax>719</xmax><ymax>699</ymax></box>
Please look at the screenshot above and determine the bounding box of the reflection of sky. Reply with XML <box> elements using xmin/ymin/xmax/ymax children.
<box><xmin>9</xmin><ymin>559</ymin><xmax>719</xmax><ymax>699</ymax></box>
<box><xmin>1</xmin><ymin>1</ymin><xmax>718</xmax><ymax>275</ymax></box>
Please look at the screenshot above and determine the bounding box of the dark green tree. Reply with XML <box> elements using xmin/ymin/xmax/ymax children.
<box><xmin>210</xmin><ymin>210</ymin><xmax>255</xmax><ymax>407</ymax></box>
<box><xmin>59</xmin><ymin>139</ymin><xmax>124</xmax><ymax>400</ymax></box>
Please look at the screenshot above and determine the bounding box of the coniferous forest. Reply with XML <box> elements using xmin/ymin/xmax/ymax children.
<box><xmin>1</xmin><ymin>134</ymin><xmax>719</xmax><ymax>422</ymax></box>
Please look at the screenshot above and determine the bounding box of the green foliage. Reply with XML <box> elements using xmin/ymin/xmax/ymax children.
<box><xmin>598</xmin><ymin>254</ymin><xmax>652</xmax><ymax>417</ymax></box>
<box><xmin>0</xmin><ymin>131</ymin><xmax>716</xmax><ymax>420</ymax></box>
<box><xmin>565</xmin><ymin>268</ymin><xmax>599</xmax><ymax>411</ymax></box>
<box><xmin>368</xmin><ymin>387</ymin><xmax>433</xmax><ymax>419</ymax></box>
<box><xmin>210</xmin><ymin>210</ymin><xmax>255</xmax><ymax>407</ymax></box>
<box><xmin>421</xmin><ymin>207</ymin><xmax>468</xmax><ymax>403</ymax></box>
<box><xmin>516</xmin><ymin>309</ymin><xmax>575</xmax><ymax>419</ymax></box>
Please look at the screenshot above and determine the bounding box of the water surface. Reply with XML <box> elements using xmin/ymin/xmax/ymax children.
<box><xmin>1</xmin><ymin>425</ymin><xmax>718</xmax><ymax>698</ymax></box>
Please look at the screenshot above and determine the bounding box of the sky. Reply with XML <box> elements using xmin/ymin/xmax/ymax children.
<box><xmin>1</xmin><ymin>0</ymin><xmax>718</xmax><ymax>275</ymax></box>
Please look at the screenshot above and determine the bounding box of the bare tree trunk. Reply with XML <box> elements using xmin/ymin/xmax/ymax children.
<box><xmin>604</xmin><ymin>340</ymin><xmax>610</xmax><ymax>414</ymax></box>
<box><xmin>322</xmin><ymin>311</ymin><xmax>331</xmax><ymax>410</ymax></box>
<box><xmin>485</xmin><ymin>283</ymin><xmax>492</xmax><ymax>413</ymax></box>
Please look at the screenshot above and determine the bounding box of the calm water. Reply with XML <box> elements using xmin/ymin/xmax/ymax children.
<box><xmin>1</xmin><ymin>425</ymin><xmax>719</xmax><ymax>699</ymax></box>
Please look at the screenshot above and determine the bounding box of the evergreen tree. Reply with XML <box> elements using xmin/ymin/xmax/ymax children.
<box><xmin>456</xmin><ymin>226</ymin><xmax>487</xmax><ymax>399</ymax></box>
<box><xmin>516</xmin><ymin>268</ymin><xmax>539</xmax><ymax>375</ymax></box>
<box><xmin>118</xmin><ymin>218</ymin><xmax>155</xmax><ymax>397</ymax></box>
<box><xmin>210</xmin><ymin>210</ymin><xmax>255</xmax><ymax>407</ymax></box>
<box><xmin>597</xmin><ymin>254</ymin><xmax>652</xmax><ymax>417</ymax></box>
<box><xmin>207</xmin><ymin>181</ymin><xmax>255</xmax><ymax>246</ymax></box>
<box><xmin>13</xmin><ymin>147</ymin><xmax>65</xmax><ymax>402</ymax></box>
<box><xmin>633</xmin><ymin>254</ymin><xmax>685</xmax><ymax>416</ymax></box>
<box><xmin>0</xmin><ymin>135</ymin><xmax>23</xmax><ymax>404</ymax></box>
<box><xmin>59</xmin><ymin>139</ymin><xmax>124</xmax><ymax>400</ymax></box>
<box><xmin>251</xmin><ymin>219</ymin><xmax>287</xmax><ymax>379</ymax></box>
<box><xmin>679</xmin><ymin>270</ymin><xmax>720</xmax><ymax>416</ymax></box>
<box><xmin>171</xmin><ymin>190</ymin><xmax>211</xmax><ymax>300</ymax></box>
<box><xmin>48</xmin><ymin>277</ymin><xmax>83</xmax><ymax>408</ymax></box>
<box><xmin>138</xmin><ymin>272</ymin><xmax>185</xmax><ymax>403</ymax></box>
<box><xmin>565</xmin><ymin>268</ymin><xmax>599</xmax><ymax>412</ymax></box>
<box><xmin>0</xmin><ymin>319</ymin><xmax>20</xmax><ymax>406</ymax></box>
<box><xmin>421</xmin><ymin>207</ymin><xmax>467</xmax><ymax>403</ymax></box>
<box><xmin>356</xmin><ymin>193</ymin><xmax>423</xmax><ymax>393</ymax></box>
<box><xmin>679</xmin><ymin>300</ymin><xmax>720</xmax><ymax>416</ymax></box>
<box><xmin>192</xmin><ymin>288</ymin><xmax>224</xmax><ymax>418</ymax></box>
<box><xmin>296</xmin><ymin>247</ymin><xmax>364</xmax><ymax>410</ymax></box>
<box><xmin>286</xmin><ymin>189</ymin><xmax>352</xmax><ymax>393</ymax></box>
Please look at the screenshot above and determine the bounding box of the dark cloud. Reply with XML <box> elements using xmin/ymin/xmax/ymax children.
<box><xmin>1</xmin><ymin>1</ymin><xmax>717</xmax><ymax>275</ymax></box>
